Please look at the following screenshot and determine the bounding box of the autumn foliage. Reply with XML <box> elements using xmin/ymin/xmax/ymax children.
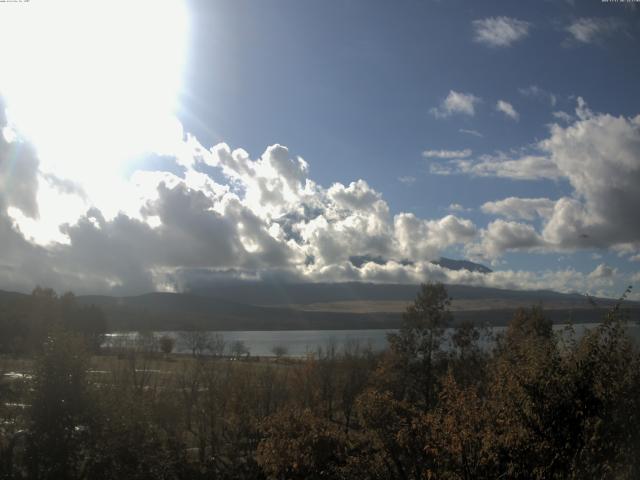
<box><xmin>0</xmin><ymin>283</ymin><xmax>639</xmax><ymax>479</ymax></box>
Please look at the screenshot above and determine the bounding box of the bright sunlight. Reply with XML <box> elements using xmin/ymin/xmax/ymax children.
<box><xmin>0</xmin><ymin>0</ymin><xmax>188</xmax><ymax>241</ymax></box>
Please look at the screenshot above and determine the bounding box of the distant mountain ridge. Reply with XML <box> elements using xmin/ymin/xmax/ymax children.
<box><xmin>1</xmin><ymin>282</ymin><xmax>637</xmax><ymax>332</ymax></box>
<box><xmin>188</xmin><ymin>281</ymin><xmax>587</xmax><ymax>307</ymax></box>
<box><xmin>431</xmin><ymin>257</ymin><xmax>492</xmax><ymax>274</ymax></box>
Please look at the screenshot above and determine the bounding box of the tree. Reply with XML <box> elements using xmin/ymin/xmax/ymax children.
<box><xmin>450</xmin><ymin>320</ymin><xmax>488</xmax><ymax>386</ymax></box>
<box><xmin>339</xmin><ymin>340</ymin><xmax>374</xmax><ymax>434</ymax></box>
<box><xmin>61</xmin><ymin>293</ymin><xmax>107</xmax><ymax>353</ymax></box>
<box><xmin>25</xmin><ymin>287</ymin><xmax>59</xmax><ymax>353</ymax></box>
<box><xmin>383</xmin><ymin>282</ymin><xmax>452</xmax><ymax>406</ymax></box>
<box><xmin>355</xmin><ymin>388</ymin><xmax>433</xmax><ymax>479</ymax></box>
<box><xmin>209</xmin><ymin>332</ymin><xmax>226</xmax><ymax>357</ymax></box>
<box><xmin>230</xmin><ymin>340</ymin><xmax>250</xmax><ymax>359</ymax></box>
<box><xmin>271</xmin><ymin>345</ymin><xmax>288</xmax><ymax>359</ymax></box>
<box><xmin>159</xmin><ymin>335</ymin><xmax>175</xmax><ymax>355</ymax></box>
<box><xmin>135</xmin><ymin>330</ymin><xmax>158</xmax><ymax>355</ymax></box>
<box><xmin>425</xmin><ymin>372</ymin><xmax>494</xmax><ymax>479</ymax></box>
<box><xmin>451</xmin><ymin>320</ymin><xmax>480</xmax><ymax>361</ymax></box>
<box><xmin>503</xmin><ymin>305</ymin><xmax>552</xmax><ymax>346</ymax></box>
<box><xmin>25</xmin><ymin>330</ymin><xmax>94</xmax><ymax>479</ymax></box>
<box><xmin>257</xmin><ymin>408</ymin><xmax>348</xmax><ymax>480</ymax></box>
<box><xmin>180</xmin><ymin>331</ymin><xmax>213</xmax><ymax>357</ymax></box>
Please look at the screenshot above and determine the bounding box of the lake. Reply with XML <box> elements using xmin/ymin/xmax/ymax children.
<box><xmin>104</xmin><ymin>322</ymin><xmax>640</xmax><ymax>357</ymax></box>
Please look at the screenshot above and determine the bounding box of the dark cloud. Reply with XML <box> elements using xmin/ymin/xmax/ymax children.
<box><xmin>0</xmin><ymin>129</ymin><xmax>40</xmax><ymax>219</ymax></box>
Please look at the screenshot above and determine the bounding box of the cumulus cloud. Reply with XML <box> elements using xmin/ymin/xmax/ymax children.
<box><xmin>394</xmin><ymin>214</ymin><xmax>477</xmax><ymax>262</ymax></box>
<box><xmin>566</xmin><ymin>17</ymin><xmax>624</xmax><ymax>45</ymax></box>
<box><xmin>496</xmin><ymin>100</ymin><xmax>519</xmax><ymax>121</ymax></box>
<box><xmin>430</xmin><ymin>91</ymin><xmax>481</xmax><ymax>118</ymax></box>
<box><xmin>469</xmin><ymin>219</ymin><xmax>545</xmax><ymax>259</ymax></box>
<box><xmin>203</xmin><ymin>142</ymin><xmax>316</xmax><ymax>219</ymax></box>
<box><xmin>454</xmin><ymin>98</ymin><xmax>640</xmax><ymax>197</ymax></box>
<box><xmin>588</xmin><ymin>263</ymin><xmax>616</xmax><ymax>281</ymax></box>
<box><xmin>481</xmin><ymin>197</ymin><xmax>555</xmax><ymax>221</ymax></box>
<box><xmin>452</xmin><ymin>98</ymin><xmax>640</xmax><ymax>261</ymax></box>
<box><xmin>448</xmin><ymin>203</ymin><xmax>471</xmax><ymax>213</ymax></box>
<box><xmin>552</xmin><ymin>111</ymin><xmax>573</xmax><ymax>123</ymax></box>
<box><xmin>0</xmin><ymin>99</ymin><xmax>490</xmax><ymax>294</ymax></box>
<box><xmin>0</xmin><ymin>92</ymin><xmax>638</xmax><ymax>299</ymax></box>
<box><xmin>472</xmin><ymin>16</ymin><xmax>531</xmax><ymax>47</ymax></box>
<box><xmin>539</xmin><ymin>99</ymin><xmax>640</xmax><ymax>250</ymax></box>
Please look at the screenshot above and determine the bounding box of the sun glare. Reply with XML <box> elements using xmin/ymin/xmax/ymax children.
<box><xmin>0</xmin><ymin>0</ymin><xmax>188</xmax><ymax>204</ymax></box>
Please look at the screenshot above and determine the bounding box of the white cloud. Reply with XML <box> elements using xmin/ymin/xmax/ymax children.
<box><xmin>1</xmin><ymin>92</ymin><xmax>638</xmax><ymax>299</ymax></box>
<box><xmin>481</xmin><ymin>197</ymin><xmax>555</xmax><ymax>221</ymax></box>
<box><xmin>469</xmin><ymin>219</ymin><xmax>545</xmax><ymax>259</ymax></box>
<box><xmin>398</xmin><ymin>176</ymin><xmax>416</xmax><ymax>185</ymax></box>
<box><xmin>496</xmin><ymin>100</ymin><xmax>519</xmax><ymax>121</ymax></box>
<box><xmin>552</xmin><ymin>111</ymin><xmax>573</xmax><ymax>123</ymax></box>
<box><xmin>305</xmin><ymin>259</ymin><xmax>623</xmax><ymax>298</ymax></box>
<box><xmin>429</xmin><ymin>162</ymin><xmax>455</xmax><ymax>176</ymax></box>
<box><xmin>203</xmin><ymin>142</ymin><xmax>316</xmax><ymax>219</ymax></box>
<box><xmin>588</xmin><ymin>263</ymin><xmax>616</xmax><ymax>281</ymax></box>
<box><xmin>448</xmin><ymin>203</ymin><xmax>471</xmax><ymax>213</ymax></box>
<box><xmin>447</xmin><ymin>98</ymin><xmax>640</xmax><ymax>260</ymax></box>
<box><xmin>430</xmin><ymin>153</ymin><xmax>561</xmax><ymax>180</ymax></box>
<box><xmin>327</xmin><ymin>179</ymin><xmax>383</xmax><ymax>213</ymax></box>
<box><xmin>566</xmin><ymin>17</ymin><xmax>623</xmax><ymax>44</ymax></box>
<box><xmin>1</xmin><ymin>97</ymin><xmax>488</xmax><ymax>295</ymax></box>
<box><xmin>477</xmin><ymin>267</ymin><xmax>615</xmax><ymax>296</ymax></box>
<box><xmin>394</xmin><ymin>214</ymin><xmax>477</xmax><ymax>262</ymax></box>
<box><xmin>472</xmin><ymin>16</ymin><xmax>531</xmax><ymax>47</ymax></box>
<box><xmin>430</xmin><ymin>90</ymin><xmax>481</xmax><ymax>118</ymax></box>
<box><xmin>422</xmin><ymin>148</ymin><xmax>472</xmax><ymax>159</ymax></box>
<box><xmin>612</xmin><ymin>243</ymin><xmax>640</xmax><ymax>257</ymax></box>
<box><xmin>434</xmin><ymin>98</ymin><xmax>640</xmax><ymax>251</ymax></box>
<box><xmin>518</xmin><ymin>85</ymin><xmax>557</xmax><ymax>107</ymax></box>
<box><xmin>459</xmin><ymin>128</ymin><xmax>484</xmax><ymax>138</ymax></box>
<box><xmin>539</xmin><ymin>99</ymin><xmax>640</xmax><ymax>250</ymax></box>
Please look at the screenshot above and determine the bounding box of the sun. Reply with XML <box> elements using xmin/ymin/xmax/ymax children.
<box><xmin>0</xmin><ymin>0</ymin><xmax>189</xmax><ymax>193</ymax></box>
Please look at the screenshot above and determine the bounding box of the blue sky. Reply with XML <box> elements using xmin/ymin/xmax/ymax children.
<box><xmin>177</xmin><ymin>1</ymin><xmax>640</xmax><ymax>282</ymax></box>
<box><xmin>0</xmin><ymin>0</ymin><xmax>639</xmax><ymax>296</ymax></box>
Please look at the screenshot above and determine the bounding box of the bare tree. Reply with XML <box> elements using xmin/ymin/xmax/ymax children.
<box><xmin>271</xmin><ymin>345</ymin><xmax>288</xmax><ymax>359</ymax></box>
<box><xmin>339</xmin><ymin>339</ymin><xmax>373</xmax><ymax>433</ymax></box>
<box><xmin>230</xmin><ymin>340</ymin><xmax>250</xmax><ymax>359</ymax></box>
<box><xmin>209</xmin><ymin>333</ymin><xmax>226</xmax><ymax>357</ymax></box>
<box><xmin>180</xmin><ymin>331</ymin><xmax>213</xmax><ymax>358</ymax></box>
<box><xmin>315</xmin><ymin>339</ymin><xmax>338</xmax><ymax>420</ymax></box>
<box><xmin>136</xmin><ymin>330</ymin><xmax>158</xmax><ymax>356</ymax></box>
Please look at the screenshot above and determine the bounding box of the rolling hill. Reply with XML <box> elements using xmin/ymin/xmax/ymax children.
<box><xmin>2</xmin><ymin>283</ymin><xmax>637</xmax><ymax>332</ymax></box>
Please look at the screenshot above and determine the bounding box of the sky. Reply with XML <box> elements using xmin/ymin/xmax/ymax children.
<box><xmin>0</xmin><ymin>0</ymin><xmax>639</xmax><ymax>298</ymax></box>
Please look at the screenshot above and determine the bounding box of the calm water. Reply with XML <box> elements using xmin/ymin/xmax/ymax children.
<box><xmin>104</xmin><ymin>323</ymin><xmax>640</xmax><ymax>357</ymax></box>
